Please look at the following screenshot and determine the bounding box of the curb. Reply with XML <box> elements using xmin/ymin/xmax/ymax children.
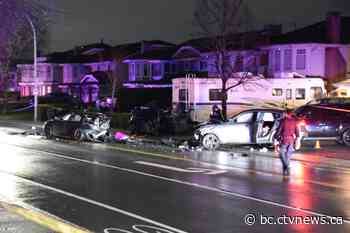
<box><xmin>1</xmin><ymin>202</ymin><xmax>92</xmax><ymax>233</ymax></box>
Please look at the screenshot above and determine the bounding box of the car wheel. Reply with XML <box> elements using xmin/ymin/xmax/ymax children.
<box><xmin>342</xmin><ymin>129</ymin><xmax>350</xmax><ymax>146</ymax></box>
<box><xmin>336</xmin><ymin>137</ymin><xmax>344</xmax><ymax>145</ymax></box>
<box><xmin>202</xmin><ymin>134</ymin><xmax>220</xmax><ymax>150</ymax></box>
<box><xmin>44</xmin><ymin>126</ymin><xmax>53</xmax><ymax>139</ymax></box>
<box><xmin>73</xmin><ymin>129</ymin><xmax>84</xmax><ymax>141</ymax></box>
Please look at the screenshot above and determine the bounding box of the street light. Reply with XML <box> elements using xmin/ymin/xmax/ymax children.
<box><xmin>26</xmin><ymin>15</ymin><xmax>38</xmax><ymax>122</ymax></box>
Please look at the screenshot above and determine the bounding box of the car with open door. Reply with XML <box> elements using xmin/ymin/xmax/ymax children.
<box><xmin>193</xmin><ymin>109</ymin><xmax>283</xmax><ymax>150</ymax></box>
<box><xmin>43</xmin><ymin>112</ymin><xmax>111</xmax><ymax>142</ymax></box>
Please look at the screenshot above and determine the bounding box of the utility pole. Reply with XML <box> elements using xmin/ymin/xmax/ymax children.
<box><xmin>26</xmin><ymin>15</ymin><xmax>38</xmax><ymax>122</ymax></box>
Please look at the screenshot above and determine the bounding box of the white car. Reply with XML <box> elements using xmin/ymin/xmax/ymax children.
<box><xmin>194</xmin><ymin>109</ymin><xmax>284</xmax><ymax>150</ymax></box>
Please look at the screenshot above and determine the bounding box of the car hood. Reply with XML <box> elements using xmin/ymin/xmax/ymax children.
<box><xmin>197</xmin><ymin>124</ymin><xmax>222</xmax><ymax>134</ymax></box>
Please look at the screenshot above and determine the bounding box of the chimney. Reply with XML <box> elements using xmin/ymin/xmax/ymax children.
<box><xmin>326</xmin><ymin>11</ymin><xmax>341</xmax><ymax>43</ymax></box>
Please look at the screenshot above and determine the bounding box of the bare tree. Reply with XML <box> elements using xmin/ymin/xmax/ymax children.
<box><xmin>0</xmin><ymin>0</ymin><xmax>52</xmax><ymax>113</ymax></box>
<box><xmin>194</xmin><ymin>0</ymin><xmax>259</xmax><ymax>119</ymax></box>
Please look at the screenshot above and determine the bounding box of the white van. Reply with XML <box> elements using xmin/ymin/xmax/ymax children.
<box><xmin>172</xmin><ymin>77</ymin><xmax>326</xmax><ymax>122</ymax></box>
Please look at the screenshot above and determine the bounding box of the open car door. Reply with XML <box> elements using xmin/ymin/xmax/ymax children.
<box><xmin>256</xmin><ymin>111</ymin><xmax>282</xmax><ymax>144</ymax></box>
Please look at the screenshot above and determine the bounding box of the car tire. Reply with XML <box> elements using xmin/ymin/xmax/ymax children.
<box><xmin>342</xmin><ymin>129</ymin><xmax>350</xmax><ymax>147</ymax></box>
<box><xmin>44</xmin><ymin>126</ymin><xmax>53</xmax><ymax>139</ymax></box>
<box><xmin>202</xmin><ymin>133</ymin><xmax>220</xmax><ymax>150</ymax></box>
<box><xmin>73</xmin><ymin>129</ymin><xmax>84</xmax><ymax>141</ymax></box>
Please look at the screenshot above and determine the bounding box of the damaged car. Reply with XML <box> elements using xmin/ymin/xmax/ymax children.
<box><xmin>43</xmin><ymin>112</ymin><xmax>111</xmax><ymax>142</ymax></box>
<box><xmin>194</xmin><ymin>109</ymin><xmax>283</xmax><ymax>150</ymax></box>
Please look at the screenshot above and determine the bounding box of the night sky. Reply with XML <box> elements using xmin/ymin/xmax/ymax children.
<box><xmin>49</xmin><ymin>0</ymin><xmax>350</xmax><ymax>52</ymax></box>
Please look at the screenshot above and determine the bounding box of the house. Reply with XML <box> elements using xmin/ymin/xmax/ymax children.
<box><xmin>262</xmin><ymin>12</ymin><xmax>350</xmax><ymax>82</ymax></box>
<box><xmin>16</xmin><ymin>40</ymin><xmax>172</xmax><ymax>106</ymax></box>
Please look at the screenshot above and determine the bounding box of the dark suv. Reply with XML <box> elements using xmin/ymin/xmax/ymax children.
<box><xmin>295</xmin><ymin>98</ymin><xmax>350</xmax><ymax>146</ymax></box>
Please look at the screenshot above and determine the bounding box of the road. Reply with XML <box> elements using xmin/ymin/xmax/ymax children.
<box><xmin>0</xmin><ymin>124</ymin><xmax>349</xmax><ymax>232</ymax></box>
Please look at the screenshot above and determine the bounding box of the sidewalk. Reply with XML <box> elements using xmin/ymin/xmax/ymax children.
<box><xmin>0</xmin><ymin>204</ymin><xmax>53</xmax><ymax>233</ymax></box>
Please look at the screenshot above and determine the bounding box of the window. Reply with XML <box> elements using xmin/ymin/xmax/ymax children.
<box><xmin>284</xmin><ymin>49</ymin><xmax>292</xmax><ymax>71</ymax></box>
<box><xmin>296</xmin><ymin>49</ymin><xmax>306</xmax><ymax>70</ymax></box>
<box><xmin>310</xmin><ymin>87</ymin><xmax>323</xmax><ymax>99</ymax></box>
<box><xmin>143</xmin><ymin>63</ymin><xmax>150</xmax><ymax>77</ymax></box>
<box><xmin>286</xmin><ymin>89</ymin><xmax>292</xmax><ymax>100</ymax></box>
<box><xmin>209</xmin><ymin>89</ymin><xmax>222</xmax><ymax>101</ymax></box>
<box><xmin>274</xmin><ymin>50</ymin><xmax>281</xmax><ymax>71</ymax></box>
<box><xmin>272</xmin><ymin>88</ymin><xmax>283</xmax><ymax>96</ymax></box>
<box><xmin>200</xmin><ymin>60</ymin><xmax>208</xmax><ymax>71</ymax></box>
<box><xmin>136</xmin><ymin>63</ymin><xmax>142</xmax><ymax>78</ymax></box>
<box><xmin>235</xmin><ymin>112</ymin><xmax>254</xmax><ymax>123</ymax></box>
<box><xmin>151</xmin><ymin>63</ymin><xmax>161</xmax><ymax>76</ymax></box>
<box><xmin>179</xmin><ymin>89</ymin><xmax>188</xmax><ymax>101</ymax></box>
<box><xmin>234</xmin><ymin>55</ymin><xmax>244</xmax><ymax>72</ymax></box>
<box><xmin>129</xmin><ymin>63</ymin><xmax>135</xmax><ymax>77</ymax></box>
<box><xmin>296</xmin><ymin>88</ymin><xmax>306</xmax><ymax>100</ymax></box>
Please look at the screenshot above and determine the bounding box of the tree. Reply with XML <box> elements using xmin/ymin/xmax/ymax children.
<box><xmin>194</xmin><ymin>0</ymin><xmax>259</xmax><ymax>119</ymax></box>
<box><xmin>0</xmin><ymin>0</ymin><xmax>52</xmax><ymax>113</ymax></box>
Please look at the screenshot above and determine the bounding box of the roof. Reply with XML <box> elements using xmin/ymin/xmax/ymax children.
<box><xmin>271</xmin><ymin>16</ymin><xmax>350</xmax><ymax>44</ymax></box>
<box><xmin>179</xmin><ymin>31</ymin><xmax>273</xmax><ymax>53</ymax></box>
<box><xmin>124</xmin><ymin>46</ymin><xmax>178</xmax><ymax>61</ymax></box>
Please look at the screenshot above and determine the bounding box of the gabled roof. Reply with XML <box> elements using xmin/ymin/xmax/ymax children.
<box><xmin>271</xmin><ymin>16</ymin><xmax>350</xmax><ymax>44</ymax></box>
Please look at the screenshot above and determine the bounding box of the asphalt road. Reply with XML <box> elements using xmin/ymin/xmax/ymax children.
<box><xmin>0</xmin><ymin>126</ymin><xmax>349</xmax><ymax>232</ymax></box>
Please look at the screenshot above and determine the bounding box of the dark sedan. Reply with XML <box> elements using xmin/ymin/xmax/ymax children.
<box><xmin>43</xmin><ymin>112</ymin><xmax>111</xmax><ymax>142</ymax></box>
<box><xmin>295</xmin><ymin>103</ymin><xmax>350</xmax><ymax>146</ymax></box>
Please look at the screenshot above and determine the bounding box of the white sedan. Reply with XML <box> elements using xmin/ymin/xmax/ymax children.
<box><xmin>194</xmin><ymin>109</ymin><xmax>283</xmax><ymax>150</ymax></box>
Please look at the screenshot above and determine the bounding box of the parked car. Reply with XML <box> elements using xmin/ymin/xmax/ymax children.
<box><xmin>305</xmin><ymin>97</ymin><xmax>350</xmax><ymax>109</ymax></box>
<box><xmin>43</xmin><ymin>112</ymin><xmax>111</xmax><ymax>142</ymax></box>
<box><xmin>194</xmin><ymin>109</ymin><xmax>283</xmax><ymax>150</ymax></box>
<box><xmin>294</xmin><ymin>103</ymin><xmax>350</xmax><ymax>146</ymax></box>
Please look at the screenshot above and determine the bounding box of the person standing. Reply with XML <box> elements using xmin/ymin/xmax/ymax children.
<box><xmin>210</xmin><ymin>105</ymin><xmax>224</xmax><ymax>123</ymax></box>
<box><xmin>274</xmin><ymin>109</ymin><xmax>299</xmax><ymax>176</ymax></box>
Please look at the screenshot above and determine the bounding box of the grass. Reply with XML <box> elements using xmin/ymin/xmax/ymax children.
<box><xmin>0</xmin><ymin>111</ymin><xmax>35</xmax><ymax>122</ymax></box>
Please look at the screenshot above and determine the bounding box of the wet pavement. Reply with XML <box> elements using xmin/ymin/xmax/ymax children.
<box><xmin>0</xmin><ymin>122</ymin><xmax>349</xmax><ymax>232</ymax></box>
<box><xmin>0</xmin><ymin>205</ymin><xmax>53</xmax><ymax>233</ymax></box>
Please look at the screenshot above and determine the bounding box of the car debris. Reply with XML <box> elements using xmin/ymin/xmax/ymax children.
<box><xmin>43</xmin><ymin>112</ymin><xmax>112</xmax><ymax>142</ymax></box>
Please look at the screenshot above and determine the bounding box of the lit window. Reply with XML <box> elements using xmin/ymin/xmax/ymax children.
<box><xmin>284</xmin><ymin>49</ymin><xmax>292</xmax><ymax>71</ymax></box>
<box><xmin>151</xmin><ymin>63</ymin><xmax>161</xmax><ymax>76</ymax></box>
<box><xmin>310</xmin><ymin>87</ymin><xmax>323</xmax><ymax>99</ymax></box>
<box><xmin>272</xmin><ymin>88</ymin><xmax>283</xmax><ymax>96</ymax></box>
<box><xmin>47</xmin><ymin>86</ymin><xmax>52</xmax><ymax>94</ymax></box>
<box><xmin>179</xmin><ymin>89</ymin><xmax>188</xmax><ymax>101</ymax></box>
<box><xmin>296</xmin><ymin>49</ymin><xmax>306</xmax><ymax>70</ymax></box>
<box><xmin>274</xmin><ymin>50</ymin><xmax>281</xmax><ymax>71</ymax></box>
<box><xmin>296</xmin><ymin>88</ymin><xmax>306</xmax><ymax>100</ymax></box>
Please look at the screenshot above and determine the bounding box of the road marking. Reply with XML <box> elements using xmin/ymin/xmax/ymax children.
<box><xmin>0</xmin><ymin>172</ymin><xmax>187</xmax><ymax>233</ymax></box>
<box><xmin>135</xmin><ymin>161</ymin><xmax>226</xmax><ymax>175</ymax></box>
<box><xmin>1</xmin><ymin>141</ymin><xmax>349</xmax><ymax>192</ymax></box>
<box><xmin>1</xmin><ymin>145</ymin><xmax>349</xmax><ymax>225</ymax></box>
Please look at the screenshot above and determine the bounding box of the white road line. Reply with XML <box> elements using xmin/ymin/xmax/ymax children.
<box><xmin>2</xmin><ymin>145</ymin><xmax>349</xmax><ymax>224</ymax></box>
<box><xmin>135</xmin><ymin>161</ymin><xmax>205</xmax><ymax>173</ymax></box>
<box><xmin>0</xmin><ymin>172</ymin><xmax>187</xmax><ymax>233</ymax></box>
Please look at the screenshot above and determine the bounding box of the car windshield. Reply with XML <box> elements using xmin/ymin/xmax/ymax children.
<box><xmin>231</xmin><ymin>112</ymin><xmax>254</xmax><ymax>123</ymax></box>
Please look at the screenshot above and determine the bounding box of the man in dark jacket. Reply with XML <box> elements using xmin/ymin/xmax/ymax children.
<box><xmin>275</xmin><ymin>109</ymin><xmax>299</xmax><ymax>176</ymax></box>
<box><xmin>210</xmin><ymin>105</ymin><xmax>224</xmax><ymax>123</ymax></box>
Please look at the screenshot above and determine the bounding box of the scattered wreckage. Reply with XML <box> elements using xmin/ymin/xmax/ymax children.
<box><xmin>43</xmin><ymin>112</ymin><xmax>112</xmax><ymax>142</ymax></box>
